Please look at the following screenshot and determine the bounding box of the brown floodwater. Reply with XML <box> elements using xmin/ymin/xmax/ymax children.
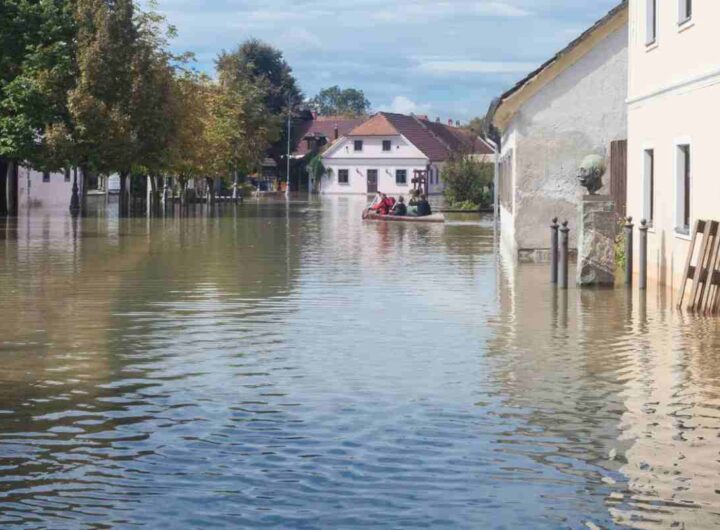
<box><xmin>0</xmin><ymin>196</ymin><xmax>719</xmax><ymax>529</ymax></box>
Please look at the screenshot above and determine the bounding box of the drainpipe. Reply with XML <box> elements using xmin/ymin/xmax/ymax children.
<box><xmin>485</xmin><ymin>137</ymin><xmax>500</xmax><ymax>230</ymax></box>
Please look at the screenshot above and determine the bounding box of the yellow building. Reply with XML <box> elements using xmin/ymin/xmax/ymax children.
<box><xmin>627</xmin><ymin>0</ymin><xmax>719</xmax><ymax>288</ymax></box>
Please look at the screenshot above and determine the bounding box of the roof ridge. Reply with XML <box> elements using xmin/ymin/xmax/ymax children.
<box><xmin>412</xmin><ymin>115</ymin><xmax>453</xmax><ymax>153</ymax></box>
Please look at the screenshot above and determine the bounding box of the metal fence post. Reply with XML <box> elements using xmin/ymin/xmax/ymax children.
<box><xmin>560</xmin><ymin>220</ymin><xmax>570</xmax><ymax>290</ymax></box>
<box><xmin>639</xmin><ymin>219</ymin><xmax>648</xmax><ymax>290</ymax></box>
<box><xmin>625</xmin><ymin>216</ymin><xmax>634</xmax><ymax>287</ymax></box>
<box><xmin>551</xmin><ymin>217</ymin><xmax>559</xmax><ymax>284</ymax></box>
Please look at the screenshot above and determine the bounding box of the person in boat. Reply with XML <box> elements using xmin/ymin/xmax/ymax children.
<box><xmin>389</xmin><ymin>196</ymin><xmax>407</xmax><ymax>216</ymax></box>
<box><xmin>371</xmin><ymin>193</ymin><xmax>395</xmax><ymax>215</ymax></box>
<box><xmin>416</xmin><ymin>194</ymin><xmax>432</xmax><ymax>217</ymax></box>
<box><xmin>407</xmin><ymin>190</ymin><xmax>420</xmax><ymax>216</ymax></box>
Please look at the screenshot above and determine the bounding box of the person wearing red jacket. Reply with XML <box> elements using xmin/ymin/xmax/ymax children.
<box><xmin>370</xmin><ymin>193</ymin><xmax>395</xmax><ymax>215</ymax></box>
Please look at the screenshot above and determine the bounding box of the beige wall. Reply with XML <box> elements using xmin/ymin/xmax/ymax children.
<box><xmin>627</xmin><ymin>1</ymin><xmax>720</xmax><ymax>288</ymax></box>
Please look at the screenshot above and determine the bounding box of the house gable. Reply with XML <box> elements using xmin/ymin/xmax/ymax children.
<box><xmin>492</xmin><ymin>2</ymin><xmax>628</xmax><ymax>130</ymax></box>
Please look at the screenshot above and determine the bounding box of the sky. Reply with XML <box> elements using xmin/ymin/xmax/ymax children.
<box><xmin>150</xmin><ymin>0</ymin><xmax>621</xmax><ymax>122</ymax></box>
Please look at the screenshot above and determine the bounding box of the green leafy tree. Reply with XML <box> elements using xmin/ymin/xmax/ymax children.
<box><xmin>216</xmin><ymin>39</ymin><xmax>301</xmax><ymax>115</ymax></box>
<box><xmin>309</xmin><ymin>86</ymin><xmax>371</xmax><ymax>117</ymax></box>
<box><xmin>0</xmin><ymin>0</ymin><xmax>76</xmax><ymax>166</ymax></box>
<box><xmin>442</xmin><ymin>155</ymin><xmax>494</xmax><ymax>208</ymax></box>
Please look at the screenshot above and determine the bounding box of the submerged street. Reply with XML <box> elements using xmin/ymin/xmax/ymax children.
<box><xmin>0</xmin><ymin>197</ymin><xmax>718</xmax><ymax>529</ymax></box>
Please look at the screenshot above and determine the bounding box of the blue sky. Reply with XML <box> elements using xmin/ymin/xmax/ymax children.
<box><xmin>151</xmin><ymin>0</ymin><xmax>621</xmax><ymax>121</ymax></box>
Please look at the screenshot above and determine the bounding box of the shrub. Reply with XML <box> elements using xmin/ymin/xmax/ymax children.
<box><xmin>442</xmin><ymin>156</ymin><xmax>493</xmax><ymax>208</ymax></box>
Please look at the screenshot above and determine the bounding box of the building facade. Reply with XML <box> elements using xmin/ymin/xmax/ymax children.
<box><xmin>491</xmin><ymin>3</ymin><xmax>628</xmax><ymax>260</ymax></box>
<box><xmin>17</xmin><ymin>167</ymin><xmax>81</xmax><ymax>210</ymax></box>
<box><xmin>321</xmin><ymin>112</ymin><xmax>493</xmax><ymax>196</ymax></box>
<box><xmin>626</xmin><ymin>0</ymin><xmax>716</xmax><ymax>288</ymax></box>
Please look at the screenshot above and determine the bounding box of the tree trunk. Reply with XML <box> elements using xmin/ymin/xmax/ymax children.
<box><xmin>119</xmin><ymin>170</ymin><xmax>129</xmax><ymax>216</ymax></box>
<box><xmin>6</xmin><ymin>160</ymin><xmax>18</xmax><ymax>216</ymax></box>
<box><xmin>0</xmin><ymin>158</ymin><xmax>8</xmax><ymax>216</ymax></box>
<box><xmin>207</xmin><ymin>177</ymin><xmax>216</xmax><ymax>205</ymax></box>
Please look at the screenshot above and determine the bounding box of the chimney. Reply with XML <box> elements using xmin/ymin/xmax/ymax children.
<box><xmin>435</xmin><ymin>117</ymin><xmax>440</xmax><ymax>123</ymax></box>
<box><xmin>334</xmin><ymin>126</ymin><xmax>339</xmax><ymax>140</ymax></box>
<box><xmin>447</xmin><ymin>119</ymin><xmax>453</xmax><ymax>126</ymax></box>
<box><xmin>455</xmin><ymin>120</ymin><xmax>460</xmax><ymax>127</ymax></box>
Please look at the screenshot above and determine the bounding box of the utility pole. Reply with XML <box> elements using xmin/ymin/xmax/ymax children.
<box><xmin>286</xmin><ymin>98</ymin><xmax>292</xmax><ymax>199</ymax></box>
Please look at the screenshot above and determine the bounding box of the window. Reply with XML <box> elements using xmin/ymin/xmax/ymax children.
<box><xmin>64</xmin><ymin>168</ymin><xmax>71</xmax><ymax>182</ymax></box>
<box><xmin>679</xmin><ymin>0</ymin><xmax>692</xmax><ymax>24</ymax></box>
<box><xmin>643</xmin><ymin>149</ymin><xmax>655</xmax><ymax>226</ymax></box>
<box><xmin>354</xmin><ymin>140</ymin><xmax>363</xmax><ymax>152</ymax></box>
<box><xmin>338</xmin><ymin>169</ymin><xmax>349</xmax><ymax>184</ymax></box>
<box><xmin>42</xmin><ymin>171</ymin><xmax>50</xmax><ymax>183</ymax></box>
<box><xmin>676</xmin><ymin>144</ymin><xmax>691</xmax><ymax>234</ymax></box>
<box><xmin>646</xmin><ymin>0</ymin><xmax>657</xmax><ymax>45</ymax></box>
<box><xmin>382</xmin><ymin>140</ymin><xmax>391</xmax><ymax>152</ymax></box>
<box><xmin>396</xmin><ymin>169</ymin><xmax>407</xmax><ymax>185</ymax></box>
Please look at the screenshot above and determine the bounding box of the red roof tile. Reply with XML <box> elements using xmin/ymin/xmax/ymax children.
<box><xmin>292</xmin><ymin>116</ymin><xmax>366</xmax><ymax>157</ymax></box>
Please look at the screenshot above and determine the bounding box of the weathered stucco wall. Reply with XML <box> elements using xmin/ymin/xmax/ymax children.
<box><xmin>503</xmin><ymin>23</ymin><xmax>628</xmax><ymax>254</ymax></box>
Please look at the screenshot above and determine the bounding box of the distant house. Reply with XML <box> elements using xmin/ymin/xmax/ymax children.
<box><xmin>17</xmin><ymin>166</ymin><xmax>82</xmax><ymax>209</ymax></box>
<box><xmin>489</xmin><ymin>2</ymin><xmax>628</xmax><ymax>260</ymax></box>
<box><xmin>626</xmin><ymin>0</ymin><xmax>718</xmax><ymax>289</ymax></box>
<box><xmin>320</xmin><ymin>112</ymin><xmax>493</xmax><ymax>195</ymax></box>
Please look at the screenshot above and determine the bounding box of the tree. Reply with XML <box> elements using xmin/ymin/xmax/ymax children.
<box><xmin>442</xmin><ymin>155</ymin><xmax>494</xmax><ymax>208</ymax></box>
<box><xmin>216</xmin><ymin>39</ymin><xmax>301</xmax><ymax>115</ymax></box>
<box><xmin>309</xmin><ymin>86</ymin><xmax>371</xmax><ymax>117</ymax></box>
<box><xmin>0</xmin><ymin>1</ymin><xmax>76</xmax><ymax>164</ymax></box>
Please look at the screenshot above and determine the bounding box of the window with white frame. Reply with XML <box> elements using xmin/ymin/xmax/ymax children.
<box><xmin>676</xmin><ymin>144</ymin><xmax>691</xmax><ymax>234</ymax></box>
<box><xmin>338</xmin><ymin>169</ymin><xmax>349</xmax><ymax>184</ymax></box>
<box><xmin>353</xmin><ymin>140</ymin><xmax>363</xmax><ymax>152</ymax></box>
<box><xmin>679</xmin><ymin>0</ymin><xmax>692</xmax><ymax>24</ymax></box>
<box><xmin>646</xmin><ymin>0</ymin><xmax>658</xmax><ymax>45</ymax></box>
<box><xmin>382</xmin><ymin>140</ymin><xmax>391</xmax><ymax>152</ymax></box>
<box><xmin>643</xmin><ymin>149</ymin><xmax>655</xmax><ymax>226</ymax></box>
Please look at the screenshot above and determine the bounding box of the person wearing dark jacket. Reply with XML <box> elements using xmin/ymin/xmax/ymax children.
<box><xmin>390</xmin><ymin>196</ymin><xmax>407</xmax><ymax>216</ymax></box>
<box><xmin>416</xmin><ymin>194</ymin><xmax>432</xmax><ymax>216</ymax></box>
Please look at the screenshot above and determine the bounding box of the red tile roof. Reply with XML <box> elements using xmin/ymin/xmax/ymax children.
<box><xmin>293</xmin><ymin>115</ymin><xmax>366</xmax><ymax>157</ymax></box>
<box><xmin>348</xmin><ymin>114</ymin><xmax>400</xmax><ymax>136</ymax></box>
<box><xmin>347</xmin><ymin>112</ymin><xmax>494</xmax><ymax>161</ymax></box>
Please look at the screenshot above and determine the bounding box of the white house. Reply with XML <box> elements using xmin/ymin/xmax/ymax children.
<box><xmin>626</xmin><ymin>0</ymin><xmax>718</xmax><ymax>289</ymax></box>
<box><xmin>490</xmin><ymin>2</ymin><xmax>628</xmax><ymax>261</ymax></box>
<box><xmin>320</xmin><ymin>112</ymin><xmax>494</xmax><ymax>196</ymax></box>
<box><xmin>17</xmin><ymin>166</ymin><xmax>81</xmax><ymax>210</ymax></box>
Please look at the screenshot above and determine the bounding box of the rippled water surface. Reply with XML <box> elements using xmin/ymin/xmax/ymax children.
<box><xmin>1</xmin><ymin>197</ymin><xmax>719</xmax><ymax>529</ymax></box>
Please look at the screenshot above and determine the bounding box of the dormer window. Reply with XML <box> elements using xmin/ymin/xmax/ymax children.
<box><xmin>354</xmin><ymin>140</ymin><xmax>363</xmax><ymax>152</ymax></box>
<box><xmin>382</xmin><ymin>140</ymin><xmax>392</xmax><ymax>152</ymax></box>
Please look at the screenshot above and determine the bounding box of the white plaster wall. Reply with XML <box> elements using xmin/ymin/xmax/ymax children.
<box><xmin>322</xmin><ymin>134</ymin><xmax>438</xmax><ymax>195</ymax></box>
<box><xmin>628</xmin><ymin>1</ymin><xmax>720</xmax><ymax>101</ymax></box>
<box><xmin>321</xmin><ymin>159</ymin><xmax>430</xmax><ymax>196</ymax></box>
<box><xmin>627</xmin><ymin>69</ymin><xmax>720</xmax><ymax>290</ymax></box>
<box><xmin>508</xmin><ymin>23</ymin><xmax>628</xmax><ymax>252</ymax></box>
<box><xmin>626</xmin><ymin>2</ymin><xmax>720</xmax><ymax>289</ymax></box>
<box><xmin>324</xmin><ymin>135</ymin><xmax>426</xmax><ymax>161</ymax></box>
<box><xmin>18</xmin><ymin>167</ymin><xmax>76</xmax><ymax>209</ymax></box>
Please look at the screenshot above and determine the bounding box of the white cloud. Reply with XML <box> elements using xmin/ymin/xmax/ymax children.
<box><xmin>417</xmin><ymin>60</ymin><xmax>537</xmax><ymax>75</ymax></box>
<box><xmin>278</xmin><ymin>28</ymin><xmax>322</xmax><ymax>51</ymax></box>
<box><xmin>372</xmin><ymin>1</ymin><xmax>530</xmax><ymax>23</ymax></box>
<box><xmin>378</xmin><ymin>96</ymin><xmax>430</xmax><ymax>115</ymax></box>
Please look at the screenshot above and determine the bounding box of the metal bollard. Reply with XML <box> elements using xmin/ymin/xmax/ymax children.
<box><xmin>551</xmin><ymin>217</ymin><xmax>559</xmax><ymax>284</ymax></box>
<box><xmin>560</xmin><ymin>220</ymin><xmax>570</xmax><ymax>290</ymax></box>
<box><xmin>625</xmin><ymin>216</ymin><xmax>634</xmax><ymax>286</ymax></box>
<box><xmin>639</xmin><ymin>219</ymin><xmax>648</xmax><ymax>290</ymax></box>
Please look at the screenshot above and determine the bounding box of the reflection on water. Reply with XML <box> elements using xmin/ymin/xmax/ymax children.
<box><xmin>0</xmin><ymin>197</ymin><xmax>718</xmax><ymax>529</ymax></box>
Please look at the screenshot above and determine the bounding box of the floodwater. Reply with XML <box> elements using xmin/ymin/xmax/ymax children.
<box><xmin>0</xmin><ymin>196</ymin><xmax>719</xmax><ymax>529</ymax></box>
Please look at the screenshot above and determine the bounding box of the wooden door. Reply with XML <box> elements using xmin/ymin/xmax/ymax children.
<box><xmin>610</xmin><ymin>139</ymin><xmax>628</xmax><ymax>219</ymax></box>
<box><xmin>367</xmin><ymin>169</ymin><xmax>378</xmax><ymax>194</ymax></box>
